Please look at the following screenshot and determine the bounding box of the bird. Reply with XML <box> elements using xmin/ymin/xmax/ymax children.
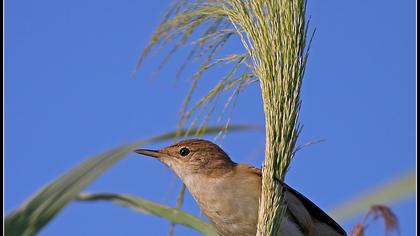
<box><xmin>135</xmin><ymin>139</ymin><xmax>347</xmax><ymax>236</ymax></box>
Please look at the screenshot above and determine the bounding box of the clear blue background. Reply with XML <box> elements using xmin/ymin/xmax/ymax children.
<box><xmin>5</xmin><ymin>0</ymin><xmax>416</xmax><ymax>235</ymax></box>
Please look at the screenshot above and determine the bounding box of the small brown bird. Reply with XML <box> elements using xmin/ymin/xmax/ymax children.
<box><xmin>135</xmin><ymin>139</ymin><xmax>346</xmax><ymax>236</ymax></box>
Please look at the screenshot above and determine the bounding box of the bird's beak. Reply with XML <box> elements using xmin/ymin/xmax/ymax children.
<box><xmin>134</xmin><ymin>149</ymin><xmax>163</xmax><ymax>158</ymax></box>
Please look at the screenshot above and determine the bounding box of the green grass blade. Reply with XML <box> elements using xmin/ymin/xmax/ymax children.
<box><xmin>329</xmin><ymin>171</ymin><xmax>416</xmax><ymax>222</ymax></box>
<box><xmin>4</xmin><ymin>124</ymin><xmax>253</xmax><ymax>236</ymax></box>
<box><xmin>77</xmin><ymin>192</ymin><xmax>220</xmax><ymax>236</ymax></box>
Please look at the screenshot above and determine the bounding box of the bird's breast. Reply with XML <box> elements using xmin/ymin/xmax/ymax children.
<box><xmin>182</xmin><ymin>174</ymin><xmax>260</xmax><ymax>236</ymax></box>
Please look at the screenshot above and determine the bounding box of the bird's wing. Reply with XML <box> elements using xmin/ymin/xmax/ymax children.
<box><xmin>283</xmin><ymin>183</ymin><xmax>347</xmax><ymax>236</ymax></box>
<box><xmin>243</xmin><ymin>165</ymin><xmax>346</xmax><ymax>236</ymax></box>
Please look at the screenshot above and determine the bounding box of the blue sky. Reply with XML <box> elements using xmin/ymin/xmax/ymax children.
<box><xmin>5</xmin><ymin>0</ymin><xmax>416</xmax><ymax>235</ymax></box>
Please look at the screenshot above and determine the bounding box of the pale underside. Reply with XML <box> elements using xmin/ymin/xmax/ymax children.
<box><xmin>174</xmin><ymin>164</ymin><xmax>343</xmax><ymax>236</ymax></box>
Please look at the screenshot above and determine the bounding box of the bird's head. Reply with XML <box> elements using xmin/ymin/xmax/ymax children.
<box><xmin>135</xmin><ymin>139</ymin><xmax>236</xmax><ymax>179</ymax></box>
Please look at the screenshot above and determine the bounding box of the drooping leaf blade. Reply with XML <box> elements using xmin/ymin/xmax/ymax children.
<box><xmin>329</xmin><ymin>171</ymin><xmax>416</xmax><ymax>222</ymax></box>
<box><xmin>77</xmin><ymin>192</ymin><xmax>220</xmax><ymax>236</ymax></box>
<box><xmin>5</xmin><ymin>124</ymin><xmax>254</xmax><ymax>236</ymax></box>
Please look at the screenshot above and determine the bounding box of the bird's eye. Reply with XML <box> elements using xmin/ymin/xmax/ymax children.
<box><xmin>179</xmin><ymin>147</ymin><xmax>190</xmax><ymax>156</ymax></box>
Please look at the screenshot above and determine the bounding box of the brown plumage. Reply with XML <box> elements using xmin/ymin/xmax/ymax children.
<box><xmin>135</xmin><ymin>139</ymin><xmax>347</xmax><ymax>236</ymax></box>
